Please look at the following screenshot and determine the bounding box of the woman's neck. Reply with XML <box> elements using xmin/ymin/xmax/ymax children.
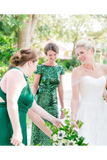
<box><xmin>44</xmin><ymin>61</ymin><xmax>57</xmax><ymax>66</ymax></box>
<box><xmin>83</xmin><ymin>60</ymin><xmax>96</xmax><ymax>70</ymax></box>
<box><xmin>17</xmin><ymin>65</ymin><xmax>29</xmax><ymax>76</ymax></box>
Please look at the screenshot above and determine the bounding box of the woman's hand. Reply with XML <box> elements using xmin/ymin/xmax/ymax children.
<box><xmin>11</xmin><ymin>131</ymin><xmax>22</xmax><ymax>146</ymax></box>
<box><xmin>60</xmin><ymin>111</ymin><xmax>65</xmax><ymax>119</ymax></box>
<box><xmin>71</xmin><ymin>120</ymin><xmax>79</xmax><ymax>129</ymax></box>
<box><xmin>53</xmin><ymin>118</ymin><xmax>62</xmax><ymax>128</ymax></box>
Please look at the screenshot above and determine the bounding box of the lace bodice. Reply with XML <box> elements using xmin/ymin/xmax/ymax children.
<box><xmin>79</xmin><ymin>76</ymin><xmax>106</xmax><ymax>104</ymax></box>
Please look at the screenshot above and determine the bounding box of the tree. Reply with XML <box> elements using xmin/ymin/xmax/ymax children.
<box><xmin>18</xmin><ymin>14</ymin><xmax>39</xmax><ymax>48</ymax></box>
<box><xmin>1</xmin><ymin>14</ymin><xmax>107</xmax><ymax>58</ymax></box>
<box><xmin>34</xmin><ymin>14</ymin><xmax>98</xmax><ymax>56</ymax></box>
<box><xmin>0</xmin><ymin>14</ymin><xmax>39</xmax><ymax>48</ymax></box>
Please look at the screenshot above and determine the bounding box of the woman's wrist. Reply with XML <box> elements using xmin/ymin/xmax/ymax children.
<box><xmin>71</xmin><ymin>111</ymin><xmax>77</xmax><ymax>117</ymax></box>
<box><xmin>61</xmin><ymin>107</ymin><xmax>64</xmax><ymax>112</ymax></box>
<box><xmin>13</xmin><ymin>129</ymin><xmax>22</xmax><ymax>135</ymax></box>
<box><xmin>71</xmin><ymin>111</ymin><xmax>77</xmax><ymax>120</ymax></box>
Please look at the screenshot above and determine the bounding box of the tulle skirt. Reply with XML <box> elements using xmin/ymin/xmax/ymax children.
<box><xmin>77</xmin><ymin>100</ymin><xmax>107</xmax><ymax>146</ymax></box>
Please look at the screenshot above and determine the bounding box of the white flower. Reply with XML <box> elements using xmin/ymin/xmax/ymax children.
<box><xmin>53</xmin><ymin>134</ymin><xmax>58</xmax><ymax>141</ymax></box>
<box><xmin>58</xmin><ymin>139</ymin><xmax>68</xmax><ymax>148</ymax></box>
<box><xmin>67</xmin><ymin>140</ymin><xmax>76</xmax><ymax>146</ymax></box>
<box><xmin>58</xmin><ymin>130</ymin><xmax>65</xmax><ymax>139</ymax></box>
<box><xmin>67</xmin><ymin>140</ymin><xmax>74</xmax><ymax>148</ymax></box>
<box><xmin>53</xmin><ymin>139</ymin><xmax>77</xmax><ymax>146</ymax></box>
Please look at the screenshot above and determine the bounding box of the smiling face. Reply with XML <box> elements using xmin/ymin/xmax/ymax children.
<box><xmin>76</xmin><ymin>47</ymin><xmax>93</xmax><ymax>65</ymax></box>
<box><xmin>47</xmin><ymin>50</ymin><xmax>58</xmax><ymax>63</ymax></box>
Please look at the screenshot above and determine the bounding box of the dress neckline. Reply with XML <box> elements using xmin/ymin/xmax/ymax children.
<box><xmin>42</xmin><ymin>64</ymin><xmax>58</xmax><ymax>67</ymax></box>
<box><xmin>83</xmin><ymin>75</ymin><xmax>105</xmax><ymax>79</ymax></box>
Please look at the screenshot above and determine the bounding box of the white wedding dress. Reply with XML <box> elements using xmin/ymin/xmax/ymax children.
<box><xmin>77</xmin><ymin>76</ymin><xmax>107</xmax><ymax>146</ymax></box>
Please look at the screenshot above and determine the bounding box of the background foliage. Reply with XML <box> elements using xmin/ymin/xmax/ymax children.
<box><xmin>0</xmin><ymin>32</ymin><xmax>18</xmax><ymax>66</ymax></box>
<box><xmin>1</xmin><ymin>14</ymin><xmax>107</xmax><ymax>78</ymax></box>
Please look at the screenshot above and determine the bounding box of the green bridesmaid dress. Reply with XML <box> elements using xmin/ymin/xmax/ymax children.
<box><xmin>31</xmin><ymin>64</ymin><xmax>65</xmax><ymax>146</ymax></box>
<box><xmin>0</xmin><ymin>67</ymin><xmax>34</xmax><ymax>146</ymax></box>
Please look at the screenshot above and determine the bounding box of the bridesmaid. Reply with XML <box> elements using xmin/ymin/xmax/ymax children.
<box><xmin>0</xmin><ymin>48</ymin><xmax>62</xmax><ymax>146</ymax></box>
<box><xmin>31</xmin><ymin>43</ymin><xmax>65</xmax><ymax>146</ymax></box>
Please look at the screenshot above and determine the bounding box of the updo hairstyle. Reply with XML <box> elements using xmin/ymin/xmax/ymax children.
<box><xmin>10</xmin><ymin>48</ymin><xmax>38</xmax><ymax>66</ymax></box>
<box><xmin>75</xmin><ymin>37</ymin><xmax>96</xmax><ymax>54</ymax></box>
<box><xmin>44</xmin><ymin>43</ymin><xmax>59</xmax><ymax>55</ymax></box>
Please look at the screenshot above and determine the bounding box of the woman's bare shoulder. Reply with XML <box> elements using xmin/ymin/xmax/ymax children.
<box><xmin>72</xmin><ymin>65</ymin><xmax>83</xmax><ymax>77</ymax></box>
<box><xmin>6</xmin><ymin>68</ymin><xmax>24</xmax><ymax>81</ymax></box>
<box><xmin>100</xmin><ymin>63</ymin><xmax>107</xmax><ymax>68</ymax></box>
<box><xmin>0</xmin><ymin>68</ymin><xmax>24</xmax><ymax>92</ymax></box>
<box><xmin>100</xmin><ymin>63</ymin><xmax>107</xmax><ymax>72</ymax></box>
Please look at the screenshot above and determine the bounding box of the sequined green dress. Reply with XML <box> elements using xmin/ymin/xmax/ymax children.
<box><xmin>31</xmin><ymin>64</ymin><xmax>65</xmax><ymax>146</ymax></box>
<box><xmin>0</xmin><ymin>67</ymin><xmax>34</xmax><ymax>145</ymax></box>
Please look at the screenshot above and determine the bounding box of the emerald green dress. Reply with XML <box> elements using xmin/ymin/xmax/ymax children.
<box><xmin>31</xmin><ymin>64</ymin><xmax>65</xmax><ymax>146</ymax></box>
<box><xmin>0</xmin><ymin>67</ymin><xmax>34</xmax><ymax>146</ymax></box>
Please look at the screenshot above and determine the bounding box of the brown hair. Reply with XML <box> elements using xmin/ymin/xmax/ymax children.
<box><xmin>8</xmin><ymin>63</ymin><xmax>15</xmax><ymax>70</ymax></box>
<box><xmin>10</xmin><ymin>48</ymin><xmax>38</xmax><ymax>66</ymax></box>
<box><xmin>44</xmin><ymin>43</ymin><xmax>59</xmax><ymax>55</ymax></box>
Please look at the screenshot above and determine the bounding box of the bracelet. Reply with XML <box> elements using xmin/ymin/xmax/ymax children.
<box><xmin>71</xmin><ymin>112</ymin><xmax>77</xmax><ymax>117</ymax></box>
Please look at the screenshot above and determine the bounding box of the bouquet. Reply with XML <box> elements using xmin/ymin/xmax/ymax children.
<box><xmin>45</xmin><ymin>108</ymin><xmax>88</xmax><ymax>146</ymax></box>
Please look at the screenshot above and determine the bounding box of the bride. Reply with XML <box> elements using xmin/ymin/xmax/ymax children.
<box><xmin>71</xmin><ymin>37</ymin><xmax>107</xmax><ymax>145</ymax></box>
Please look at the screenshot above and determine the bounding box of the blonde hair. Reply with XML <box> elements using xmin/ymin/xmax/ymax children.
<box><xmin>75</xmin><ymin>37</ymin><xmax>96</xmax><ymax>54</ymax></box>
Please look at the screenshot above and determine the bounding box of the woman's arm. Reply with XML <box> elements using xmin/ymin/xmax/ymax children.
<box><xmin>30</xmin><ymin>100</ymin><xmax>62</xmax><ymax>128</ymax></box>
<box><xmin>71</xmin><ymin>69</ymin><xmax>80</xmax><ymax>128</ymax></box>
<box><xmin>6</xmin><ymin>70</ymin><xmax>25</xmax><ymax>145</ymax></box>
<box><xmin>0</xmin><ymin>78</ymin><xmax>4</xmax><ymax>102</ymax></box>
<box><xmin>58</xmin><ymin>75</ymin><xmax>65</xmax><ymax>119</ymax></box>
<box><xmin>27</xmin><ymin>109</ymin><xmax>52</xmax><ymax>138</ymax></box>
<box><xmin>102</xmin><ymin>64</ymin><xmax>107</xmax><ymax>101</ymax></box>
<box><xmin>31</xmin><ymin>74</ymin><xmax>41</xmax><ymax>95</ymax></box>
<box><xmin>103</xmin><ymin>80</ymin><xmax>107</xmax><ymax>102</ymax></box>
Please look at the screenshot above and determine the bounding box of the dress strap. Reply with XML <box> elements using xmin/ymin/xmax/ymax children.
<box><xmin>9</xmin><ymin>67</ymin><xmax>28</xmax><ymax>82</ymax></box>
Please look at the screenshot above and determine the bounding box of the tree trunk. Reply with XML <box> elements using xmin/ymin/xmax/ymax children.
<box><xmin>30</xmin><ymin>14</ymin><xmax>39</xmax><ymax>41</ymax></box>
<box><xmin>18</xmin><ymin>14</ymin><xmax>32</xmax><ymax>48</ymax></box>
<box><xmin>72</xmin><ymin>43</ymin><xmax>75</xmax><ymax>57</ymax></box>
<box><xmin>72</xmin><ymin>37</ymin><xmax>78</xmax><ymax>57</ymax></box>
<box><xmin>18</xmin><ymin>12</ymin><xmax>39</xmax><ymax>48</ymax></box>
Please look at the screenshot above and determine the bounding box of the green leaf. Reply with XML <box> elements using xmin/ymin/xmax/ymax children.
<box><xmin>45</xmin><ymin>122</ymin><xmax>52</xmax><ymax>129</ymax></box>
<box><xmin>66</xmin><ymin>115</ymin><xmax>70</xmax><ymax>118</ymax></box>
<box><xmin>64</xmin><ymin>119</ymin><xmax>70</xmax><ymax>125</ymax></box>
<box><xmin>70</xmin><ymin>125</ymin><xmax>75</xmax><ymax>130</ymax></box>
<box><xmin>60</xmin><ymin>108</ymin><xmax>64</xmax><ymax>112</ymax></box>
<box><xmin>76</xmin><ymin>120</ymin><xmax>84</xmax><ymax>129</ymax></box>
<box><xmin>36</xmin><ymin>142</ymin><xmax>42</xmax><ymax>146</ymax></box>
<box><xmin>76</xmin><ymin>136</ymin><xmax>85</xmax><ymax>145</ymax></box>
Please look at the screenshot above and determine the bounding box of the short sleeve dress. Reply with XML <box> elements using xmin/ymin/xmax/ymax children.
<box><xmin>31</xmin><ymin>64</ymin><xmax>65</xmax><ymax>146</ymax></box>
<box><xmin>0</xmin><ymin>67</ymin><xmax>34</xmax><ymax>145</ymax></box>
